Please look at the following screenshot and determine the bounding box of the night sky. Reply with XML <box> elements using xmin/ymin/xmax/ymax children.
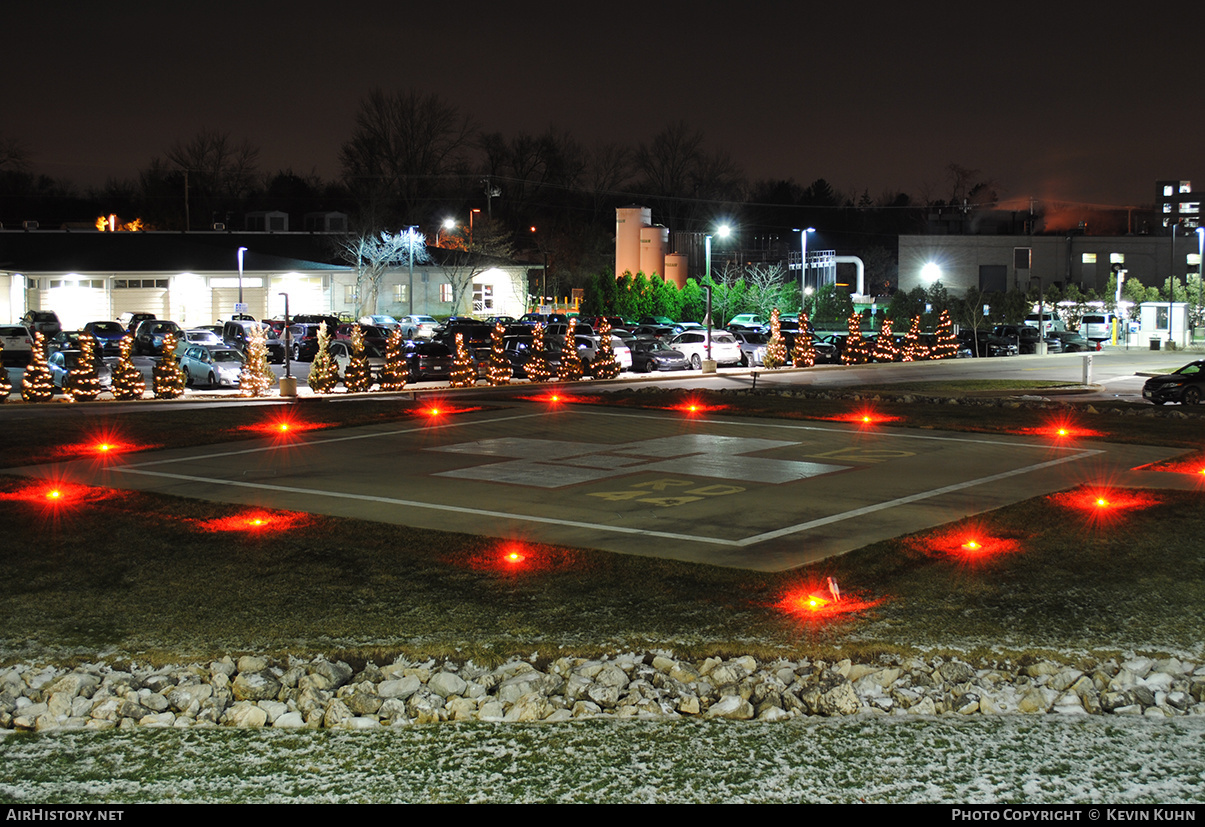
<box><xmin>9</xmin><ymin>1</ymin><xmax>1201</xmax><ymax>209</ymax></box>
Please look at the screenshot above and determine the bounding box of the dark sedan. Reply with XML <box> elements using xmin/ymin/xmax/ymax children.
<box><xmin>630</xmin><ymin>339</ymin><xmax>689</xmax><ymax>372</ymax></box>
<box><xmin>1143</xmin><ymin>361</ymin><xmax>1205</xmax><ymax>405</ymax></box>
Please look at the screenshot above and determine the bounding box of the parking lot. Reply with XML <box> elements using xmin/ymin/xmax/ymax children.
<box><xmin>26</xmin><ymin>402</ymin><xmax>1185</xmax><ymax>571</ymax></box>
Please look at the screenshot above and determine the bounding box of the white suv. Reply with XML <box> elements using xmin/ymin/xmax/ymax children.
<box><xmin>669</xmin><ymin>330</ymin><xmax>742</xmax><ymax>369</ymax></box>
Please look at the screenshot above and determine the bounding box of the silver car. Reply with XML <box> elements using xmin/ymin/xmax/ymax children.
<box><xmin>47</xmin><ymin>349</ymin><xmax>113</xmax><ymax>391</ymax></box>
<box><xmin>180</xmin><ymin>345</ymin><xmax>244</xmax><ymax>388</ymax></box>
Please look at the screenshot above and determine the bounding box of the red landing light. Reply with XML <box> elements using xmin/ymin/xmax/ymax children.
<box><xmin>517</xmin><ymin>393</ymin><xmax>592</xmax><ymax>406</ymax></box>
<box><xmin>775</xmin><ymin>587</ymin><xmax>882</xmax><ymax>622</ymax></box>
<box><xmin>1047</xmin><ymin>488</ymin><xmax>1159</xmax><ymax>522</ymax></box>
<box><xmin>409</xmin><ymin>404</ymin><xmax>483</xmax><ymax>420</ymax></box>
<box><xmin>450</xmin><ymin>542</ymin><xmax>583</xmax><ymax>574</ymax></box>
<box><xmin>922</xmin><ymin>528</ymin><xmax>1022</xmax><ymax>563</ymax></box>
<box><xmin>55</xmin><ymin>439</ymin><xmax>151</xmax><ymax>460</ymax></box>
<box><xmin>0</xmin><ymin>481</ymin><xmax>117</xmax><ymax>509</ymax></box>
<box><xmin>1015</xmin><ymin>423</ymin><xmax>1104</xmax><ymax>440</ymax></box>
<box><xmin>196</xmin><ymin>510</ymin><xmax>309</xmax><ymax>533</ymax></box>
<box><xmin>821</xmin><ymin>411</ymin><xmax>901</xmax><ymax>426</ymax></box>
<box><xmin>243</xmin><ymin>420</ymin><xmax>325</xmax><ymax>437</ymax></box>
<box><xmin>666</xmin><ymin>401</ymin><xmax>726</xmax><ymax>415</ymax></box>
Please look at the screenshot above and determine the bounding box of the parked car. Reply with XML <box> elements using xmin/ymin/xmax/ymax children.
<box><xmin>957</xmin><ymin>330</ymin><xmax>1018</xmax><ymax>358</ymax></box>
<box><xmin>118</xmin><ymin>312</ymin><xmax>156</xmax><ymax>334</ymax></box>
<box><xmin>731</xmin><ymin>331</ymin><xmax>769</xmax><ymax>367</ymax></box>
<box><xmin>727</xmin><ymin>313</ymin><xmax>766</xmax><ymax>331</ymax></box>
<box><xmin>180</xmin><ymin>345</ymin><xmax>244</xmax><ymax>389</ymax></box>
<box><xmin>1052</xmin><ymin>331</ymin><xmax>1092</xmax><ymax>352</ymax></box>
<box><xmin>1142</xmin><ymin>360</ymin><xmax>1205</xmax><ymax>405</ymax></box>
<box><xmin>81</xmin><ymin>321</ymin><xmax>127</xmax><ymax>356</ymax></box>
<box><xmin>47</xmin><ymin>349</ymin><xmax>113</xmax><ymax>391</ymax></box>
<box><xmin>398</xmin><ymin>315</ymin><xmax>440</xmax><ymax>339</ymax></box>
<box><xmin>21</xmin><ymin>310</ymin><xmax>62</xmax><ymax>339</ymax></box>
<box><xmin>222</xmin><ymin>320</ymin><xmax>286</xmax><ymax>364</ymax></box>
<box><xmin>134</xmin><ymin>320</ymin><xmax>185</xmax><ymax>356</ymax></box>
<box><xmin>630</xmin><ymin>339</ymin><xmax>690</xmax><ymax>372</ymax></box>
<box><xmin>403</xmin><ymin>340</ymin><xmax>455</xmax><ymax>381</ymax></box>
<box><xmin>0</xmin><ymin>324</ymin><xmax>34</xmax><ymax>365</ymax></box>
<box><xmin>327</xmin><ymin>340</ymin><xmax>385</xmax><ymax>381</ymax></box>
<box><xmin>669</xmin><ymin>330</ymin><xmax>743</xmax><ymax>369</ymax></box>
<box><xmin>570</xmin><ymin>334</ymin><xmax>633</xmax><ymax>372</ymax></box>
<box><xmin>285</xmin><ymin>324</ymin><xmax>324</xmax><ymax>361</ymax></box>
<box><xmin>502</xmin><ymin>336</ymin><xmax>561</xmax><ymax>379</ymax></box>
<box><xmin>992</xmin><ymin>325</ymin><xmax>1061</xmax><ymax>354</ymax></box>
<box><xmin>359</xmin><ymin>314</ymin><xmax>401</xmax><ymax>330</ymax></box>
<box><xmin>177</xmin><ymin>328</ymin><xmax>224</xmax><ymax>352</ymax></box>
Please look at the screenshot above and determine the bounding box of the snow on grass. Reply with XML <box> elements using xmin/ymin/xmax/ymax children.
<box><xmin>2</xmin><ymin>717</ymin><xmax>1203</xmax><ymax>804</ymax></box>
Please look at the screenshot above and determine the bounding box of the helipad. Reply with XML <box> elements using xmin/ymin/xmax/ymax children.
<box><xmin>42</xmin><ymin>403</ymin><xmax>1182</xmax><ymax>570</ymax></box>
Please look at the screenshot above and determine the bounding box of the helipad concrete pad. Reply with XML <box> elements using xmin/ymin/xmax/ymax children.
<box><xmin>31</xmin><ymin>404</ymin><xmax>1187</xmax><ymax>571</ymax></box>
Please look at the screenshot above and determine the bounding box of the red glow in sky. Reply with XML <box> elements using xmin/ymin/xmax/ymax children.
<box><xmin>195</xmin><ymin>509</ymin><xmax>309</xmax><ymax>533</ymax></box>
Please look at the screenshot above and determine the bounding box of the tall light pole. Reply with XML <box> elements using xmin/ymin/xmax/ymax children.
<box><xmin>702</xmin><ymin>224</ymin><xmax>730</xmax><ymax>370</ymax></box>
<box><xmin>236</xmin><ymin>246</ymin><xmax>248</xmax><ymax>314</ymax></box>
<box><xmin>405</xmin><ymin>225</ymin><xmax>419</xmax><ymax>316</ymax></box>
<box><xmin>1197</xmin><ymin>227</ymin><xmax>1204</xmax><ymax>343</ymax></box>
<box><xmin>794</xmin><ymin>227</ymin><xmax>815</xmax><ymax>303</ymax></box>
<box><xmin>278</xmin><ymin>291</ymin><xmax>296</xmax><ymax>397</ymax></box>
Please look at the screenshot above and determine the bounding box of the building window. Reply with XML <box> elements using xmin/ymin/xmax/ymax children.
<box><xmin>1180</xmin><ymin>181</ymin><xmax>1192</xmax><ymax>194</ymax></box>
<box><xmin>114</xmin><ymin>278</ymin><xmax>169</xmax><ymax>289</ymax></box>
<box><xmin>344</xmin><ymin>284</ymin><xmax>357</xmax><ymax>304</ymax></box>
<box><xmin>26</xmin><ymin>279</ymin><xmax>39</xmax><ymax>290</ymax></box>
<box><xmin>211</xmin><ymin>277</ymin><xmax>264</xmax><ymax>288</ymax></box>
<box><xmin>472</xmin><ymin>284</ymin><xmax>494</xmax><ymax>313</ymax></box>
<box><xmin>1165</xmin><ymin>185</ymin><xmax>1175</xmax><ymax>197</ymax></box>
<box><xmin>1081</xmin><ymin>253</ymin><xmax>1097</xmax><ymax>264</ymax></box>
<box><xmin>1110</xmin><ymin>253</ymin><xmax>1125</xmax><ymax>264</ymax></box>
<box><xmin>439</xmin><ymin>283</ymin><xmax>453</xmax><ymax>303</ymax></box>
<box><xmin>49</xmin><ymin>278</ymin><xmax>104</xmax><ymax>289</ymax></box>
<box><xmin>1163</xmin><ymin>204</ymin><xmax>1173</xmax><ymax>214</ymax></box>
<box><xmin>393</xmin><ymin>284</ymin><xmax>407</xmax><ymax>303</ymax></box>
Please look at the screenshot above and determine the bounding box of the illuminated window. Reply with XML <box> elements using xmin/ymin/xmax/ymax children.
<box><xmin>393</xmin><ymin>284</ymin><xmax>407</xmax><ymax>302</ymax></box>
<box><xmin>1163</xmin><ymin>204</ymin><xmax>1173</xmax><ymax>213</ymax></box>
<box><xmin>1180</xmin><ymin>181</ymin><xmax>1192</xmax><ymax>194</ymax></box>
<box><xmin>472</xmin><ymin>284</ymin><xmax>494</xmax><ymax>313</ymax></box>
<box><xmin>1188</xmin><ymin>253</ymin><xmax>1202</xmax><ymax>267</ymax></box>
<box><xmin>1082</xmin><ymin>253</ymin><xmax>1097</xmax><ymax>264</ymax></box>
<box><xmin>344</xmin><ymin>284</ymin><xmax>357</xmax><ymax>303</ymax></box>
<box><xmin>1165</xmin><ymin>185</ymin><xmax>1175</xmax><ymax>197</ymax></box>
<box><xmin>1110</xmin><ymin>253</ymin><xmax>1125</xmax><ymax>264</ymax></box>
<box><xmin>439</xmin><ymin>283</ymin><xmax>453</xmax><ymax>303</ymax></box>
<box><xmin>1181</xmin><ymin>202</ymin><xmax>1199</xmax><ymax>215</ymax></box>
<box><xmin>114</xmin><ymin>278</ymin><xmax>168</xmax><ymax>289</ymax></box>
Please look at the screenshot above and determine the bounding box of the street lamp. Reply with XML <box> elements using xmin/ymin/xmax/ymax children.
<box><xmin>702</xmin><ymin>224</ymin><xmax>731</xmax><ymax>371</ymax></box>
<box><xmin>794</xmin><ymin>227</ymin><xmax>815</xmax><ymax>302</ymax></box>
<box><xmin>406</xmin><ymin>225</ymin><xmax>419</xmax><ymax>316</ymax></box>
<box><xmin>278</xmin><ymin>291</ymin><xmax>296</xmax><ymax>397</ymax></box>
<box><xmin>921</xmin><ymin>262</ymin><xmax>942</xmax><ymax>285</ymax></box>
<box><xmin>236</xmin><ymin>246</ymin><xmax>248</xmax><ymax>314</ymax></box>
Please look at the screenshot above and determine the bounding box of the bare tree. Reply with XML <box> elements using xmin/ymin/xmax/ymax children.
<box><xmin>0</xmin><ymin>132</ymin><xmax>30</xmax><ymax>171</ymax></box>
<box><xmin>340</xmin><ymin>89</ymin><xmax>475</xmax><ymax>225</ymax></box>
<box><xmin>634</xmin><ymin>121</ymin><xmax>745</xmax><ymax>229</ymax></box>
<box><xmin>743</xmin><ymin>262</ymin><xmax>794</xmax><ymax>318</ymax></box>
<box><xmin>438</xmin><ymin>218</ymin><xmax>516</xmax><ymax>315</ymax></box>
<box><xmin>336</xmin><ymin>230</ymin><xmax>429</xmax><ymax>318</ymax></box>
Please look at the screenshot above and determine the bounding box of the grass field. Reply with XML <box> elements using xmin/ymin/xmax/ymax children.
<box><xmin>1</xmin><ymin>388</ymin><xmax>1203</xmax><ymax>803</ymax></box>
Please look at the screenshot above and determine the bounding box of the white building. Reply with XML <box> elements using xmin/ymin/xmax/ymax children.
<box><xmin>0</xmin><ymin>230</ymin><xmax>532</xmax><ymax>328</ymax></box>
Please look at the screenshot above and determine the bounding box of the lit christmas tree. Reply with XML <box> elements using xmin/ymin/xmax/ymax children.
<box><xmin>901</xmin><ymin>316</ymin><xmax>929</xmax><ymax>362</ymax></box>
<box><xmin>22</xmin><ymin>333</ymin><xmax>54</xmax><ymax>402</ymax></box>
<box><xmin>556</xmin><ymin>318</ymin><xmax>583</xmax><ymax>382</ymax></box>
<box><xmin>307</xmin><ymin>322</ymin><xmax>339</xmax><ymax>394</ymax></box>
<box><xmin>485</xmin><ymin>322</ymin><xmax>512</xmax><ymax>386</ymax></box>
<box><xmin>379</xmin><ymin>328</ymin><xmax>408</xmax><ymax>392</ymax></box>
<box><xmin>933</xmin><ymin>310</ymin><xmax>959</xmax><ymax>359</ymax></box>
<box><xmin>842</xmin><ymin>312</ymin><xmax>868</xmax><ymax>365</ymax></box>
<box><xmin>871</xmin><ymin>318</ymin><xmax>898</xmax><ymax>363</ymax></box>
<box><xmin>525</xmin><ymin>323</ymin><xmax>553</xmax><ymax>383</ymax></box>
<box><xmin>791</xmin><ymin>312</ymin><xmax>816</xmax><ymax>368</ymax></box>
<box><xmin>0</xmin><ymin>342</ymin><xmax>11</xmax><ymax>401</ymax></box>
<box><xmin>153</xmin><ymin>333</ymin><xmax>186</xmax><ymax>399</ymax></box>
<box><xmin>591</xmin><ymin>317</ymin><xmax>620</xmax><ymax>380</ymax></box>
<box><xmin>763</xmin><ymin>308</ymin><xmax>788</xmax><ymax>369</ymax></box>
<box><xmin>449</xmin><ymin>332</ymin><xmax>477</xmax><ymax>388</ymax></box>
<box><xmin>237</xmin><ymin>326</ymin><xmax>274</xmax><ymax>398</ymax></box>
<box><xmin>66</xmin><ymin>333</ymin><xmax>103</xmax><ymax>402</ymax></box>
<box><xmin>112</xmin><ymin>334</ymin><xmax>146</xmax><ymax>400</ymax></box>
<box><xmin>343</xmin><ymin>324</ymin><xmax>373</xmax><ymax>393</ymax></box>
